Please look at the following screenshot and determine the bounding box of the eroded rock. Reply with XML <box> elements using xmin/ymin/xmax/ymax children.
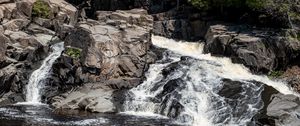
<box><xmin>51</xmin><ymin>84</ymin><xmax>116</xmax><ymax>113</ymax></box>
<box><xmin>267</xmin><ymin>93</ymin><xmax>300</xmax><ymax>126</ymax></box>
<box><xmin>62</xmin><ymin>9</ymin><xmax>154</xmax><ymax>89</ymax></box>
<box><xmin>204</xmin><ymin>24</ymin><xmax>300</xmax><ymax>74</ymax></box>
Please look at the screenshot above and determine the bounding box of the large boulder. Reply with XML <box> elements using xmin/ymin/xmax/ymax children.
<box><xmin>0</xmin><ymin>2</ymin><xmax>16</xmax><ymax>22</ymax></box>
<box><xmin>48</xmin><ymin>0</ymin><xmax>78</xmax><ymax>26</ymax></box>
<box><xmin>0</xmin><ymin>34</ymin><xmax>8</xmax><ymax>63</ymax></box>
<box><xmin>266</xmin><ymin>93</ymin><xmax>300</xmax><ymax>126</ymax></box>
<box><xmin>2</xmin><ymin>19</ymin><xmax>31</xmax><ymax>32</ymax></box>
<box><xmin>153</xmin><ymin>19</ymin><xmax>209</xmax><ymax>41</ymax></box>
<box><xmin>0</xmin><ymin>64</ymin><xmax>17</xmax><ymax>97</ymax></box>
<box><xmin>204</xmin><ymin>24</ymin><xmax>300</xmax><ymax>74</ymax></box>
<box><xmin>56</xmin><ymin>9</ymin><xmax>154</xmax><ymax>91</ymax></box>
<box><xmin>49</xmin><ymin>9</ymin><xmax>155</xmax><ymax>109</ymax></box>
<box><xmin>0</xmin><ymin>0</ymin><xmax>35</xmax><ymax>23</ymax></box>
<box><xmin>51</xmin><ymin>84</ymin><xmax>117</xmax><ymax>113</ymax></box>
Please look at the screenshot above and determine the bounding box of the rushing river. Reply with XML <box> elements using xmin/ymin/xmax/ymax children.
<box><xmin>0</xmin><ymin>35</ymin><xmax>298</xmax><ymax>126</ymax></box>
<box><xmin>123</xmin><ymin>35</ymin><xmax>298</xmax><ymax>126</ymax></box>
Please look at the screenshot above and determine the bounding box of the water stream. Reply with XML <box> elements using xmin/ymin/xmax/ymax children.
<box><xmin>123</xmin><ymin>35</ymin><xmax>299</xmax><ymax>126</ymax></box>
<box><xmin>25</xmin><ymin>42</ymin><xmax>64</xmax><ymax>103</ymax></box>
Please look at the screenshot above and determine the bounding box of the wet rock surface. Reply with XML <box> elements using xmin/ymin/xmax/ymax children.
<box><xmin>266</xmin><ymin>93</ymin><xmax>300</xmax><ymax>126</ymax></box>
<box><xmin>48</xmin><ymin>8</ymin><xmax>155</xmax><ymax>110</ymax></box>
<box><xmin>0</xmin><ymin>1</ymin><xmax>299</xmax><ymax>126</ymax></box>
<box><xmin>51</xmin><ymin>83</ymin><xmax>117</xmax><ymax>113</ymax></box>
<box><xmin>204</xmin><ymin>24</ymin><xmax>300</xmax><ymax>74</ymax></box>
<box><xmin>0</xmin><ymin>0</ymin><xmax>74</xmax><ymax>105</ymax></box>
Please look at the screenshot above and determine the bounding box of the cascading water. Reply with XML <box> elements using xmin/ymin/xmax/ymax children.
<box><xmin>25</xmin><ymin>42</ymin><xmax>64</xmax><ymax>103</ymax></box>
<box><xmin>123</xmin><ymin>35</ymin><xmax>299</xmax><ymax>126</ymax></box>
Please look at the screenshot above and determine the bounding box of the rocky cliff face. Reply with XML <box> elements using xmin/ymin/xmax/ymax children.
<box><xmin>0</xmin><ymin>6</ymin><xmax>45</xmax><ymax>104</ymax></box>
<box><xmin>0</xmin><ymin>0</ymin><xmax>78</xmax><ymax>104</ymax></box>
<box><xmin>47</xmin><ymin>9</ymin><xmax>155</xmax><ymax>112</ymax></box>
<box><xmin>0</xmin><ymin>0</ymin><xmax>155</xmax><ymax>106</ymax></box>
<box><xmin>0</xmin><ymin>0</ymin><xmax>299</xmax><ymax>125</ymax></box>
<box><xmin>204</xmin><ymin>25</ymin><xmax>300</xmax><ymax>73</ymax></box>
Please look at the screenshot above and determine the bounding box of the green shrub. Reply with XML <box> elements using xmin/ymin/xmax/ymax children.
<box><xmin>268</xmin><ymin>71</ymin><xmax>284</xmax><ymax>78</ymax></box>
<box><xmin>32</xmin><ymin>0</ymin><xmax>51</xmax><ymax>18</ymax></box>
<box><xmin>187</xmin><ymin>0</ymin><xmax>271</xmax><ymax>11</ymax></box>
<box><xmin>188</xmin><ymin>0</ymin><xmax>209</xmax><ymax>10</ymax></box>
<box><xmin>66</xmin><ymin>48</ymin><xmax>81</xmax><ymax>59</ymax></box>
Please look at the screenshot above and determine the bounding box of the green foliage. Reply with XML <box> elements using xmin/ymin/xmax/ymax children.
<box><xmin>32</xmin><ymin>0</ymin><xmax>51</xmax><ymax>18</ymax></box>
<box><xmin>188</xmin><ymin>0</ymin><xmax>209</xmax><ymax>10</ymax></box>
<box><xmin>268</xmin><ymin>71</ymin><xmax>284</xmax><ymax>78</ymax></box>
<box><xmin>285</xmin><ymin>29</ymin><xmax>300</xmax><ymax>42</ymax></box>
<box><xmin>66</xmin><ymin>48</ymin><xmax>81</xmax><ymax>59</ymax></box>
<box><xmin>289</xmin><ymin>12</ymin><xmax>300</xmax><ymax>21</ymax></box>
<box><xmin>188</xmin><ymin>0</ymin><xmax>271</xmax><ymax>10</ymax></box>
<box><xmin>245</xmin><ymin>0</ymin><xmax>270</xmax><ymax>10</ymax></box>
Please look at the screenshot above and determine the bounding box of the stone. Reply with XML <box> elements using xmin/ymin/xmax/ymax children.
<box><xmin>267</xmin><ymin>93</ymin><xmax>300</xmax><ymax>126</ymax></box>
<box><xmin>153</xmin><ymin>19</ymin><xmax>209</xmax><ymax>41</ymax></box>
<box><xmin>0</xmin><ymin>34</ymin><xmax>8</xmax><ymax>62</ymax></box>
<box><xmin>0</xmin><ymin>0</ymin><xmax>11</xmax><ymax>4</ymax></box>
<box><xmin>218</xmin><ymin>79</ymin><xmax>243</xmax><ymax>99</ymax></box>
<box><xmin>204</xmin><ymin>24</ymin><xmax>300</xmax><ymax>74</ymax></box>
<box><xmin>62</xmin><ymin>9</ymin><xmax>154</xmax><ymax>89</ymax></box>
<box><xmin>51</xmin><ymin>84</ymin><xmax>116</xmax><ymax>113</ymax></box>
<box><xmin>16</xmin><ymin>0</ymin><xmax>35</xmax><ymax>17</ymax></box>
<box><xmin>26</xmin><ymin>23</ymin><xmax>56</xmax><ymax>35</ymax></box>
<box><xmin>0</xmin><ymin>3</ymin><xmax>16</xmax><ymax>21</ymax></box>
<box><xmin>33</xmin><ymin>17</ymin><xmax>52</xmax><ymax>29</ymax></box>
<box><xmin>2</xmin><ymin>19</ymin><xmax>30</xmax><ymax>31</ymax></box>
<box><xmin>0</xmin><ymin>64</ymin><xmax>17</xmax><ymax>97</ymax></box>
<box><xmin>49</xmin><ymin>0</ymin><xmax>78</xmax><ymax>26</ymax></box>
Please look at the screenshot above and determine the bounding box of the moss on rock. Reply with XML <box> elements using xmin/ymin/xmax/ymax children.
<box><xmin>32</xmin><ymin>0</ymin><xmax>51</xmax><ymax>18</ymax></box>
<box><xmin>66</xmin><ymin>47</ymin><xmax>81</xmax><ymax>59</ymax></box>
<box><xmin>268</xmin><ymin>71</ymin><xmax>284</xmax><ymax>78</ymax></box>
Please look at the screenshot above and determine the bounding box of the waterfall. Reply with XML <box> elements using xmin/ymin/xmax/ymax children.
<box><xmin>123</xmin><ymin>35</ymin><xmax>299</xmax><ymax>126</ymax></box>
<box><xmin>25</xmin><ymin>42</ymin><xmax>64</xmax><ymax>104</ymax></box>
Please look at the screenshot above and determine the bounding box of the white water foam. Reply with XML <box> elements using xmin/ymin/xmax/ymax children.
<box><xmin>151</xmin><ymin>35</ymin><xmax>297</xmax><ymax>96</ymax></box>
<box><xmin>124</xmin><ymin>35</ymin><xmax>299</xmax><ymax>126</ymax></box>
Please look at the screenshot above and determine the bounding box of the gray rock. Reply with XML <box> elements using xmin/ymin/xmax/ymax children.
<box><xmin>0</xmin><ymin>64</ymin><xmax>16</xmax><ymax>96</ymax></box>
<box><xmin>267</xmin><ymin>93</ymin><xmax>300</xmax><ymax>126</ymax></box>
<box><xmin>16</xmin><ymin>0</ymin><xmax>35</xmax><ymax>17</ymax></box>
<box><xmin>0</xmin><ymin>0</ymin><xmax>11</xmax><ymax>4</ymax></box>
<box><xmin>62</xmin><ymin>9</ymin><xmax>154</xmax><ymax>88</ymax></box>
<box><xmin>2</xmin><ymin>19</ymin><xmax>30</xmax><ymax>31</ymax></box>
<box><xmin>153</xmin><ymin>19</ymin><xmax>208</xmax><ymax>41</ymax></box>
<box><xmin>33</xmin><ymin>18</ymin><xmax>53</xmax><ymax>29</ymax></box>
<box><xmin>51</xmin><ymin>84</ymin><xmax>116</xmax><ymax>113</ymax></box>
<box><xmin>0</xmin><ymin>34</ymin><xmax>8</xmax><ymax>62</ymax></box>
<box><xmin>0</xmin><ymin>2</ymin><xmax>16</xmax><ymax>21</ymax></box>
<box><xmin>204</xmin><ymin>24</ymin><xmax>300</xmax><ymax>73</ymax></box>
<box><xmin>49</xmin><ymin>0</ymin><xmax>78</xmax><ymax>26</ymax></box>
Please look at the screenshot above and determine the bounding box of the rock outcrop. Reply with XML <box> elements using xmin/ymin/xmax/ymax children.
<box><xmin>151</xmin><ymin>4</ymin><xmax>211</xmax><ymax>41</ymax></box>
<box><xmin>50</xmin><ymin>8</ymin><xmax>155</xmax><ymax>112</ymax></box>
<box><xmin>0</xmin><ymin>0</ymin><xmax>78</xmax><ymax>105</ymax></box>
<box><xmin>51</xmin><ymin>84</ymin><xmax>117</xmax><ymax>113</ymax></box>
<box><xmin>0</xmin><ymin>1</ymin><xmax>299</xmax><ymax>123</ymax></box>
<box><xmin>204</xmin><ymin>24</ymin><xmax>300</xmax><ymax>74</ymax></box>
<box><xmin>63</xmin><ymin>8</ymin><xmax>154</xmax><ymax>89</ymax></box>
<box><xmin>266</xmin><ymin>93</ymin><xmax>300</xmax><ymax>126</ymax></box>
